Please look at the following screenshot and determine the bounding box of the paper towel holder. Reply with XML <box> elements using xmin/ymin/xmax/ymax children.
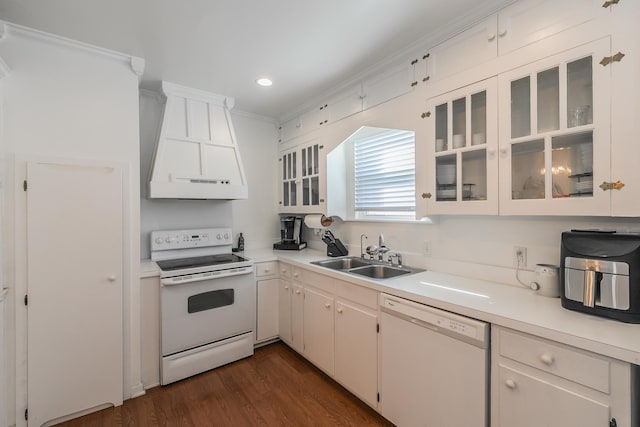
<box><xmin>304</xmin><ymin>214</ymin><xmax>334</xmax><ymax>233</ymax></box>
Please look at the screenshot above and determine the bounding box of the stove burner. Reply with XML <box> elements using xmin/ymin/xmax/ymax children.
<box><xmin>156</xmin><ymin>254</ymin><xmax>248</xmax><ymax>272</ymax></box>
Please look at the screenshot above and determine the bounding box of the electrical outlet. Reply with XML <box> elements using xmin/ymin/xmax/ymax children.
<box><xmin>424</xmin><ymin>240</ymin><xmax>432</xmax><ymax>255</ymax></box>
<box><xmin>514</xmin><ymin>246</ymin><xmax>527</xmax><ymax>267</ymax></box>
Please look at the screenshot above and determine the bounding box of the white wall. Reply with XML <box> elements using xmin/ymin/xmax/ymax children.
<box><xmin>0</xmin><ymin>27</ymin><xmax>142</xmax><ymax>425</ymax></box>
<box><xmin>139</xmin><ymin>92</ymin><xmax>280</xmax><ymax>259</ymax></box>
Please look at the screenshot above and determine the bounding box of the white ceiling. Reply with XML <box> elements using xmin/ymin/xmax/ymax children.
<box><xmin>0</xmin><ymin>0</ymin><xmax>513</xmax><ymax>119</ymax></box>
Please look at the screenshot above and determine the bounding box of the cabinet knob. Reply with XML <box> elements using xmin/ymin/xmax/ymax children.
<box><xmin>337</xmin><ymin>307</ymin><xmax>343</xmax><ymax>314</ymax></box>
<box><xmin>488</xmin><ymin>149</ymin><xmax>497</xmax><ymax>158</ymax></box>
<box><xmin>540</xmin><ymin>353</ymin><xmax>554</xmax><ymax>366</ymax></box>
<box><xmin>293</xmin><ymin>273</ymin><xmax>299</xmax><ymax>278</ymax></box>
<box><xmin>498</xmin><ymin>29</ymin><xmax>507</xmax><ymax>37</ymax></box>
<box><xmin>325</xmin><ymin>303</ymin><xmax>331</xmax><ymax>309</ymax></box>
<box><xmin>499</xmin><ymin>148</ymin><xmax>508</xmax><ymax>156</ymax></box>
<box><xmin>284</xmin><ymin>285</ymin><xmax>289</xmax><ymax>290</ymax></box>
<box><xmin>264</xmin><ymin>268</ymin><xmax>270</xmax><ymax>273</ymax></box>
<box><xmin>108</xmin><ymin>275</ymin><xmax>117</xmax><ymax>282</ymax></box>
<box><xmin>505</xmin><ymin>379</ymin><xmax>517</xmax><ymax>389</ymax></box>
<box><xmin>295</xmin><ymin>289</ymin><xmax>301</xmax><ymax>294</ymax></box>
<box><xmin>488</xmin><ymin>33</ymin><xmax>496</xmax><ymax>41</ymax></box>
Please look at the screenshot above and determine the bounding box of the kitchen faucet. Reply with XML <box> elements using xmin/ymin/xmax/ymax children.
<box><xmin>378</xmin><ymin>233</ymin><xmax>390</xmax><ymax>261</ymax></box>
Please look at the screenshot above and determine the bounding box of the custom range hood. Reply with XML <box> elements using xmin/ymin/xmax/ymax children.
<box><xmin>148</xmin><ymin>81</ymin><xmax>248</xmax><ymax>199</ymax></box>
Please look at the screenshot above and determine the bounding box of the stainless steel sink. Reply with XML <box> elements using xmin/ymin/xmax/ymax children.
<box><xmin>312</xmin><ymin>257</ymin><xmax>370</xmax><ymax>270</ymax></box>
<box><xmin>311</xmin><ymin>256</ymin><xmax>424</xmax><ymax>280</ymax></box>
<box><xmin>347</xmin><ymin>264</ymin><xmax>413</xmax><ymax>279</ymax></box>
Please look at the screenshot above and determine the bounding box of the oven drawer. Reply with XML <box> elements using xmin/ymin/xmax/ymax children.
<box><xmin>256</xmin><ymin>261</ymin><xmax>278</xmax><ymax>277</ymax></box>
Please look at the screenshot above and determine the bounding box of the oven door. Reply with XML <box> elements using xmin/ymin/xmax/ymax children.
<box><xmin>160</xmin><ymin>268</ymin><xmax>255</xmax><ymax>356</ymax></box>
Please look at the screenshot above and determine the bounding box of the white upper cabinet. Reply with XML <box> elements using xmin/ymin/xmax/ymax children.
<box><xmin>496</xmin><ymin>0</ymin><xmax>606</xmax><ymax>56</ymax></box>
<box><xmin>423</xmin><ymin>16</ymin><xmax>498</xmax><ymax>84</ymax></box>
<box><xmin>422</xmin><ymin>77</ymin><xmax>499</xmax><ymax>215</ymax></box>
<box><xmin>279</xmin><ymin>139</ymin><xmax>326</xmax><ymax>213</ymax></box>
<box><xmin>498</xmin><ymin>38</ymin><xmax>611</xmax><ymax>215</ymax></box>
<box><xmin>362</xmin><ymin>62</ymin><xmax>414</xmax><ymax>110</ymax></box>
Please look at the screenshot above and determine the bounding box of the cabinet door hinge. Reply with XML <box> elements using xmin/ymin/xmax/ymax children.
<box><xmin>24</xmin><ymin>408</ymin><xmax>28</xmax><ymax>421</ymax></box>
<box><xmin>377</xmin><ymin>392</ymin><xmax>380</xmax><ymax>402</ymax></box>
<box><xmin>23</xmin><ymin>180</ymin><xmax>27</xmax><ymax>191</ymax></box>
<box><xmin>602</xmin><ymin>0</ymin><xmax>619</xmax><ymax>8</ymax></box>
<box><xmin>376</xmin><ymin>323</ymin><xmax>380</xmax><ymax>333</ymax></box>
<box><xmin>24</xmin><ymin>294</ymin><xmax>28</xmax><ymax>306</ymax></box>
<box><xmin>600</xmin><ymin>52</ymin><xmax>625</xmax><ymax>66</ymax></box>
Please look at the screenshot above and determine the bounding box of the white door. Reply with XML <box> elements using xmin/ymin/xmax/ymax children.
<box><xmin>278</xmin><ymin>278</ymin><xmax>292</xmax><ymax>345</ymax></box>
<box><xmin>27</xmin><ymin>161</ymin><xmax>123</xmax><ymax>426</ymax></box>
<box><xmin>256</xmin><ymin>278</ymin><xmax>279</xmax><ymax>342</ymax></box>
<box><xmin>302</xmin><ymin>286</ymin><xmax>334</xmax><ymax>376</ymax></box>
<box><xmin>334</xmin><ymin>300</ymin><xmax>378</xmax><ymax>408</ymax></box>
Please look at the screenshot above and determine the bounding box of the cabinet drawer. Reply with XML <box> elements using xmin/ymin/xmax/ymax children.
<box><xmin>334</xmin><ymin>279</ymin><xmax>378</xmax><ymax>310</ymax></box>
<box><xmin>499</xmin><ymin>329</ymin><xmax>610</xmax><ymax>393</ymax></box>
<box><xmin>291</xmin><ymin>266</ymin><xmax>333</xmax><ymax>293</ymax></box>
<box><xmin>255</xmin><ymin>262</ymin><xmax>278</xmax><ymax>277</ymax></box>
<box><xmin>279</xmin><ymin>262</ymin><xmax>292</xmax><ymax>278</ymax></box>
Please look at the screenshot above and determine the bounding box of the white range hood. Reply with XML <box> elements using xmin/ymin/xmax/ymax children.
<box><xmin>148</xmin><ymin>81</ymin><xmax>248</xmax><ymax>199</ymax></box>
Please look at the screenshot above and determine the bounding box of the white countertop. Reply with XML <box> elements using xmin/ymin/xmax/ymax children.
<box><xmin>141</xmin><ymin>249</ymin><xmax>640</xmax><ymax>364</ymax></box>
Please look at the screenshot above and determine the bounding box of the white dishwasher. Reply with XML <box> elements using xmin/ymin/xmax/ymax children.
<box><xmin>380</xmin><ymin>293</ymin><xmax>490</xmax><ymax>427</ymax></box>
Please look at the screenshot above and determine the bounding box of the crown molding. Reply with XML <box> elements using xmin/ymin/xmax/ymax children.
<box><xmin>0</xmin><ymin>20</ymin><xmax>145</xmax><ymax>78</ymax></box>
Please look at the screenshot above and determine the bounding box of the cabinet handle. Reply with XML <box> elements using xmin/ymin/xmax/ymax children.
<box><xmin>498</xmin><ymin>29</ymin><xmax>507</xmax><ymax>37</ymax></box>
<box><xmin>505</xmin><ymin>379</ymin><xmax>517</xmax><ymax>389</ymax></box>
<box><xmin>337</xmin><ymin>307</ymin><xmax>343</xmax><ymax>314</ymax></box>
<box><xmin>540</xmin><ymin>353</ymin><xmax>555</xmax><ymax>366</ymax></box>
<box><xmin>488</xmin><ymin>33</ymin><xmax>496</xmax><ymax>41</ymax></box>
<box><xmin>602</xmin><ymin>0</ymin><xmax>619</xmax><ymax>8</ymax></box>
<box><xmin>599</xmin><ymin>180</ymin><xmax>625</xmax><ymax>191</ymax></box>
<box><xmin>421</xmin><ymin>192</ymin><xmax>432</xmax><ymax>199</ymax></box>
<box><xmin>600</xmin><ymin>52</ymin><xmax>625</xmax><ymax>66</ymax></box>
<box><xmin>325</xmin><ymin>303</ymin><xmax>331</xmax><ymax>309</ymax></box>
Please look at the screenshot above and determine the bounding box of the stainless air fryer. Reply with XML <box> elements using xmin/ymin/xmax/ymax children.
<box><xmin>560</xmin><ymin>230</ymin><xmax>640</xmax><ymax>323</ymax></box>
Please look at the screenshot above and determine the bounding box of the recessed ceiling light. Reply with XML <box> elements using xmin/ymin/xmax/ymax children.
<box><xmin>256</xmin><ymin>77</ymin><xmax>273</xmax><ymax>87</ymax></box>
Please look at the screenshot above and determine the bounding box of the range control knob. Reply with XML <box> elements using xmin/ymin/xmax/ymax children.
<box><xmin>216</xmin><ymin>234</ymin><xmax>222</xmax><ymax>240</ymax></box>
<box><xmin>165</xmin><ymin>237</ymin><xmax>171</xmax><ymax>243</ymax></box>
<box><xmin>224</xmin><ymin>233</ymin><xmax>230</xmax><ymax>240</ymax></box>
<box><xmin>155</xmin><ymin>237</ymin><xmax>164</xmax><ymax>244</ymax></box>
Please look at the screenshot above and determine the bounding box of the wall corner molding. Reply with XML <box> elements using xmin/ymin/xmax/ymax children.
<box><xmin>130</xmin><ymin>56</ymin><xmax>145</xmax><ymax>80</ymax></box>
<box><xmin>139</xmin><ymin>88</ymin><xmax>165</xmax><ymax>104</ymax></box>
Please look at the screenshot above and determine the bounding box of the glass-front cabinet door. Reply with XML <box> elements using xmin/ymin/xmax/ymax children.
<box><xmin>279</xmin><ymin>140</ymin><xmax>325</xmax><ymax>213</ymax></box>
<box><xmin>424</xmin><ymin>77</ymin><xmax>498</xmax><ymax>214</ymax></box>
<box><xmin>498</xmin><ymin>38</ymin><xmax>611</xmax><ymax>215</ymax></box>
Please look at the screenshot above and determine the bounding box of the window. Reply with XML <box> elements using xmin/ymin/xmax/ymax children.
<box><xmin>352</xmin><ymin>128</ymin><xmax>416</xmax><ymax>220</ymax></box>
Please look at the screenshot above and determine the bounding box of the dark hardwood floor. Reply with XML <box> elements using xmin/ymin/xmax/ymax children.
<box><xmin>58</xmin><ymin>342</ymin><xmax>393</xmax><ymax>426</ymax></box>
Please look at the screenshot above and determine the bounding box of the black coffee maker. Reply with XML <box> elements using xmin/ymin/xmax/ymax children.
<box><xmin>273</xmin><ymin>216</ymin><xmax>307</xmax><ymax>250</ymax></box>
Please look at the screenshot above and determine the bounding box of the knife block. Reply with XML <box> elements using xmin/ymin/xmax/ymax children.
<box><xmin>327</xmin><ymin>239</ymin><xmax>348</xmax><ymax>257</ymax></box>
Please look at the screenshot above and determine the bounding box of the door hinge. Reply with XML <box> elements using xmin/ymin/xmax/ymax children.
<box><xmin>24</xmin><ymin>294</ymin><xmax>28</xmax><ymax>306</ymax></box>
<box><xmin>24</xmin><ymin>408</ymin><xmax>28</xmax><ymax>421</ymax></box>
<box><xmin>600</xmin><ymin>52</ymin><xmax>625</xmax><ymax>66</ymax></box>
<box><xmin>602</xmin><ymin>0</ymin><xmax>619</xmax><ymax>8</ymax></box>
<box><xmin>376</xmin><ymin>323</ymin><xmax>380</xmax><ymax>333</ymax></box>
<box><xmin>23</xmin><ymin>180</ymin><xmax>27</xmax><ymax>191</ymax></box>
<box><xmin>599</xmin><ymin>180</ymin><xmax>625</xmax><ymax>191</ymax></box>
<box><xmin>377</xmin><ymin>392</ymin><xmax>380</xmax><ymax>402</ymax></box>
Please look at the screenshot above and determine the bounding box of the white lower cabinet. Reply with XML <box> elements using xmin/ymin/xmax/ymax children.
<box><xmin>277</xmin><ymin>276</ymin><xmax>293</xmax><ymax>346</ymax></box>
<box><xmin>290</xmin><ymin>283</ymin><xmax>304</xmax><ymax>354</ymax></box>
<box><xmin>491</xmin><ymin>326</ymin><xmax>633</xmax><ymax>427</ymax></box>
<box><xmin>303</xmin><ymin>286</ymin><xmax>335</xmax><ymax>375</ymax></box>
<box><xmin>334</xmin><ymin>299</ymin><xmax>378</xmax><ymax>408</ymax></box>
<box><xmin>255</xmin><ymin>262</ymin><xmax>280</xmax><ymax>343</ymax></box>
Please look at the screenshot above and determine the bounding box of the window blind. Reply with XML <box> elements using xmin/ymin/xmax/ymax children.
<box><xmin>353</xmin><ymin>129</ymin><xmax>415</xmax><ymax>213</ymax></box>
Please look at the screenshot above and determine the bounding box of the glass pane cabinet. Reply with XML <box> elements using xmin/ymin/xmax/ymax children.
<box><xmin>498</xmin><ymin>38</ymin><xmax>611</xmax><ymax>215</ymax></box>
<box><xmin>425</xmin><ymin>78</ymin><xmax>498</xmax><ymax>214</ymax></box>
<box><xmin>279</xmin><ymin>141</ymin><xmax>325</xmax><ymax>213</ymax></box>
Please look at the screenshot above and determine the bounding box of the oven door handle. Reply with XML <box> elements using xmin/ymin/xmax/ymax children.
<box><xmin>161</xmin><ymin>266</ymin><xmax>254</xmax><ymax>286</ymax></box>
